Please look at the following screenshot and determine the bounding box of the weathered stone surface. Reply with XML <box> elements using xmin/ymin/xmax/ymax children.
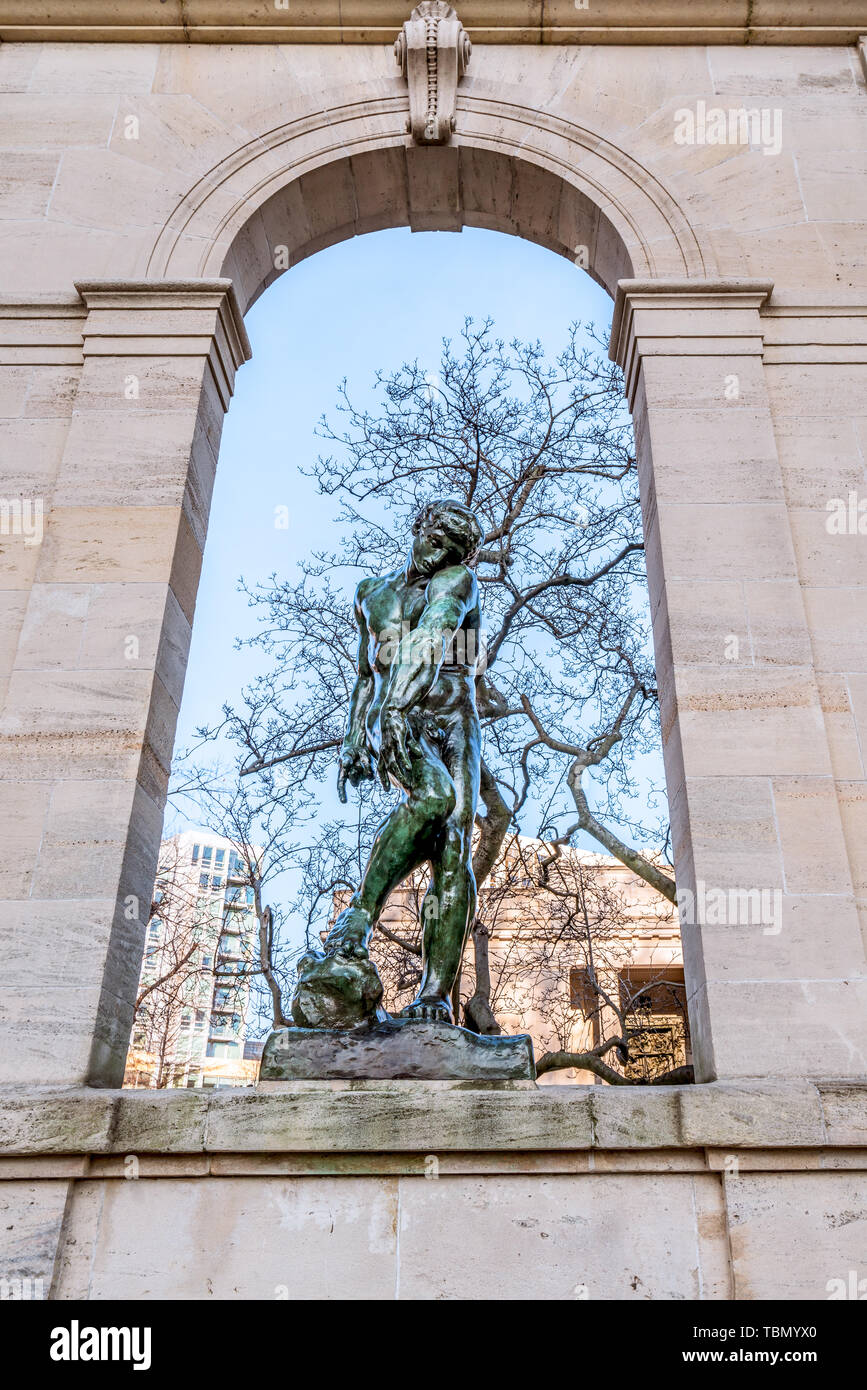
<box><xmin>4</xmin><ymin>3</ymin><xmax>858</xmax><ymax>45</ymax></box>
<box><xmin>590</xmin><ymin>1083</ymin><xmax>680</xmax><ymax>1149</ymax></box>
<box><xmin>679</xmin><ymin>1081</ymin><xmax>826</xmax><ymax>1148</ymax></box>
<box><xmin>55</xmin><ymin>1173</ymin><xmax>403</xmax><ymax>1301</ymax></box>
<box><xmin>2</xmin><ymin>1080</ymin><xmax>866</xmax><ymax>1302</ymax></box>
<box><xmin>396</xmin><ymin>1171</ymin><xmax>730</xmax><ymax>1301</ymax></box>
<box><xmin>108</xmin><ymin>1087</ymin><xmax>209</xmax><ymax>1154</ymax></box>
<box><xmin>4</xmin><ymin>1081</ymin><xmax>865</xmax><ymax>1157</ymax></box>
<box><xmin>260</xmin><ymin>1018</ymin><xmax>536</xmax><ymax>1083</ymax></box>
<box><xmin>725</xmin><ymin>1171</ymin><xmax>867</xmax><ymax>1300</ymax></box>
<box><xmin>820</xmin><ymin>1082</ymin><xmax>867</xmax><ymax>1146</ymax></box>
<box><xmin>43</xmin><ymin>1168</ymin><xmax>735</xmax><ymax>1302</ymax></box>
<box><xmin>0</xmin><ymin>1179</ymin><xmax>70</xmax><ymax>1295</ymax></box>
<box><xmin>0</xmin><ymin>1156</ymin><xmax>89</xmax><ymax>1180</ymax></box>
<box><xmin>0</xmin><ymin>1087</ymin><xmax>116</xmax><ymax>1154</ymax></box>
<box><xmin>202</xmin><ymin>1083</ymin><xmax>595</xmax><ymax>1152</ymax></box>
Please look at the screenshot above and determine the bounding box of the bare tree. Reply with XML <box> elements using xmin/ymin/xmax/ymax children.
<box><xmin>167</xmin><ymin>754</ymin><xmax>314</xmax><ymax>1035</ymax></box>
<box><xmin>182</xmin><ymin>318</ymin><xmax>677</xmax><ymax>1064</ymax></box>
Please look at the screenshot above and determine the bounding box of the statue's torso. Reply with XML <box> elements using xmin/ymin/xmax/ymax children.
<box><xmin>359</xmin><ymin>566</ymin><xmax>481</xmax><ymax>746</ymax></box>
<box><xmin>361</xmin><ymin>567</ymin><xmax>481</xmax><ymax>673</ymax></box>
<box><xmin>362</xmin><ymin>570</ymin><xmax>428</xmax><ymax>659</ymax></box>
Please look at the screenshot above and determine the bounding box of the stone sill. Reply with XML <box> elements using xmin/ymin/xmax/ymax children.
<box><xmin>0</xmin><ymin>1080</ymin><xmax>865</xmax><ymax>1157</ymax></box>
<box><xmin>0</xmin><ymin>1</ymin><xmax>862</xmax><ymax>46</ymax></box>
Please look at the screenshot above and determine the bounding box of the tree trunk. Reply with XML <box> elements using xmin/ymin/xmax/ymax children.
<box><xmin>256</xmin><ymin>900</ymin><xmax>288</xmax><ymax>1027</ymax></box>
<box><xmin>463</xmin><ymin>918</ymin><xmax>502</xmax><ymax>1035</ymax></box>
<box><xmin>567</xmin><ymin>764</ymin><xmax>677</xmax><ymax>904</ymax></box>
<box><xmin>462</xmin><ymin>759</ymin><xmax>511</xmax><ymax>1033</ymax></box>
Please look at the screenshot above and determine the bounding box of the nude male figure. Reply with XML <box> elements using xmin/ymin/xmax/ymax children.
<box><xmin>326</xmin><ymin>498</ymin><xmax>484</xmax><ymax>1023</ymax></box>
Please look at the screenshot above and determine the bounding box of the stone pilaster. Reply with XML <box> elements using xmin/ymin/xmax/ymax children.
<box><xmin>0</xmin><ymin>281</ymin><xmax>250</xmax><ymax>1088</ymax></box>
<box><xmin>611</xmin><ymin>279</ymin><xmax>867</xmax><ymax>1083</ymax></box>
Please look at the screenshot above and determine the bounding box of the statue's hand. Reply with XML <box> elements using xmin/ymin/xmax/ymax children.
<box><xmin>323</xmin><ymin>906</ymin><xmax>370</xmax><ymax>961</ymax></box>
<box><xmin>336</xmin><ymin>743</ymin><xmax>375</xmax><ymax>804</ymax></box>
<box><xmin>379</xmin><ymin>706</ymin><xmax>413</xmax><ymax>789</ymax></box>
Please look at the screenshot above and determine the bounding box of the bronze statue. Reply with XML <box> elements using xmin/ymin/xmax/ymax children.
<box><xmin>292</xmin><ymin>499</ymin><xmax>484</xmax><ymax>1029</ymax></box>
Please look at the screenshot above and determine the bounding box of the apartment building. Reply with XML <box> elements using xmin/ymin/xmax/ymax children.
<box><xmin>124</xmin><ymin>830</ymin><xmax>263</xmax><ymax>1089</ymax></box>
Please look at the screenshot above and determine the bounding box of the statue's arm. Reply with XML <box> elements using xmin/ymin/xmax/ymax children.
<box><xmin>383</xmin><ymin>565</ymin><xmax>476</xmax><ymax>716</ymax></box>
<box><xmin>337</xmin><ymin>586</ymin><xmax>376</xmax><ymax>803</ymax></box>
<box><xmin>343</xmin><ymin>589</ymin><xmax>375</xmax><ymax>750</ymax></box>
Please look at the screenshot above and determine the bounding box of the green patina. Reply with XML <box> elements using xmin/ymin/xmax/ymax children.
<box><xmin>291</xmin><ymin>499</ymin><xmax>484</xmax><ymax>1030</ymax></box>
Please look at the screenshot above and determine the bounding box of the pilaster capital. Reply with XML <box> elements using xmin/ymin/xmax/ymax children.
<box><xmin>74</xmin><ymin>279</ymin><xmax>252</xmax><ymax>408</ymax></box>
<box><xmin>610</xmin><ymin>278</ymin><xmax>774</xmax><ymax>409</ymax></box>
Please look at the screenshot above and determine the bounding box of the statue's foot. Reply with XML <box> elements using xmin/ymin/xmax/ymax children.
<box><xmin>400</xmin><ymin>995</ymin><xmax>454</xmax><ymax>1025</ymax></box>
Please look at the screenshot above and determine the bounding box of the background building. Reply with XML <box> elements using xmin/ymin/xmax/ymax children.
<box><xmin>124</xmin><ymin>830</ymin><xmax>263</xmax><ymax>1090</ymax></box>
<box><xmin>483</xmin><ymin>840</ymin><xmax>688</xmax><ymax>1084</ymax></box>
<box><xmin>137</xmin><ymin>829</ymin><xmax>685</xmax><ymax>1090</ymax></box>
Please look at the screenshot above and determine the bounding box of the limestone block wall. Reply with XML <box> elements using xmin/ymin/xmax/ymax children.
<box><xmin>1</xmin><ymin>42</ymin><xmax>864</xmax><ymax>296</ymax></box>
<box><xmin>0</xmin><ymin>280</ymin><xmax>249</xmax><ymax>1086</ymax></box>
<box><xmin>0</xmin><ymin>34</ymin><xmax>866</xmax><ymax>1091</ymax></box>
<box><xmin>2</xmin><ymin>1081</ymin><xmax>866</xmax><ymax>1301</ymax></box>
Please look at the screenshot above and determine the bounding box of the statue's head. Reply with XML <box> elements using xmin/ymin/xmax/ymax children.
<box><xmin>410</xmin><ymin>498</ymin><xmax>483</xmax><ymax>577</ymax></box>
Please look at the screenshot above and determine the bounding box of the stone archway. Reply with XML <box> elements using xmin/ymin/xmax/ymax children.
<box><xmin>146</xmin><ymin>92</ymin><xmax>712</xmax><ymax>306</ymax></box>
<box><xmin>2</xmin><ymin>74</ymin><xmax>864</xmax><ymax>1097</ymax></box>
<box><xmin>3</xmin><ymin>12</ymin><xmax>867</xmax><ymax>1305</ymax></box>
<box><xmin>134</xmin><ymin>117</ymin><xmax>722</xmax><ymax>1083</ymax></box>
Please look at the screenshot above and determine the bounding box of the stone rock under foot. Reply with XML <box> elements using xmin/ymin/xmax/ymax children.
<box><xmin>290</xmin><ymin>949</ymin><xmax>384</xmax><ymax>1029</ymax></box>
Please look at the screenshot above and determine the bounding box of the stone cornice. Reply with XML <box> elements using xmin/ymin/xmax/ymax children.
<box><xmin>0</xmin><ymin>282</ymin><xmax>253</xmax><ymax>384</ymax></box>
<box><xmin>0</xmin><ymin>296</ymin><xmax>86</xmax><ymax>366</ymax></box>
<box><xmin>0</xmin><ymin>1</ymin><xmax>864</xmax><ymax>45</ymax></box>
<box><xmin>610</xmin><ymin>280</ymin><xmax>867</xmax><ymax>399</ymax></box>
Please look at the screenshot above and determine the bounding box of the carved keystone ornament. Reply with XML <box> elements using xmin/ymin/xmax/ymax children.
<box><xmin>395</xmin><ymin>2</ymin><xmax>472</xmax><ymax>145</ymax></box>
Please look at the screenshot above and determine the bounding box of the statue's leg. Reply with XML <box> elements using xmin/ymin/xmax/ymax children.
<box><xmin>325</xmin><ymin>734</ymin><xmax>456</xmax><ymax>958</ymax></box>
<box><xmin>402</xmin><ymin>711</ymin><xmax>481</xmax><ymax>1022</ymax></box>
